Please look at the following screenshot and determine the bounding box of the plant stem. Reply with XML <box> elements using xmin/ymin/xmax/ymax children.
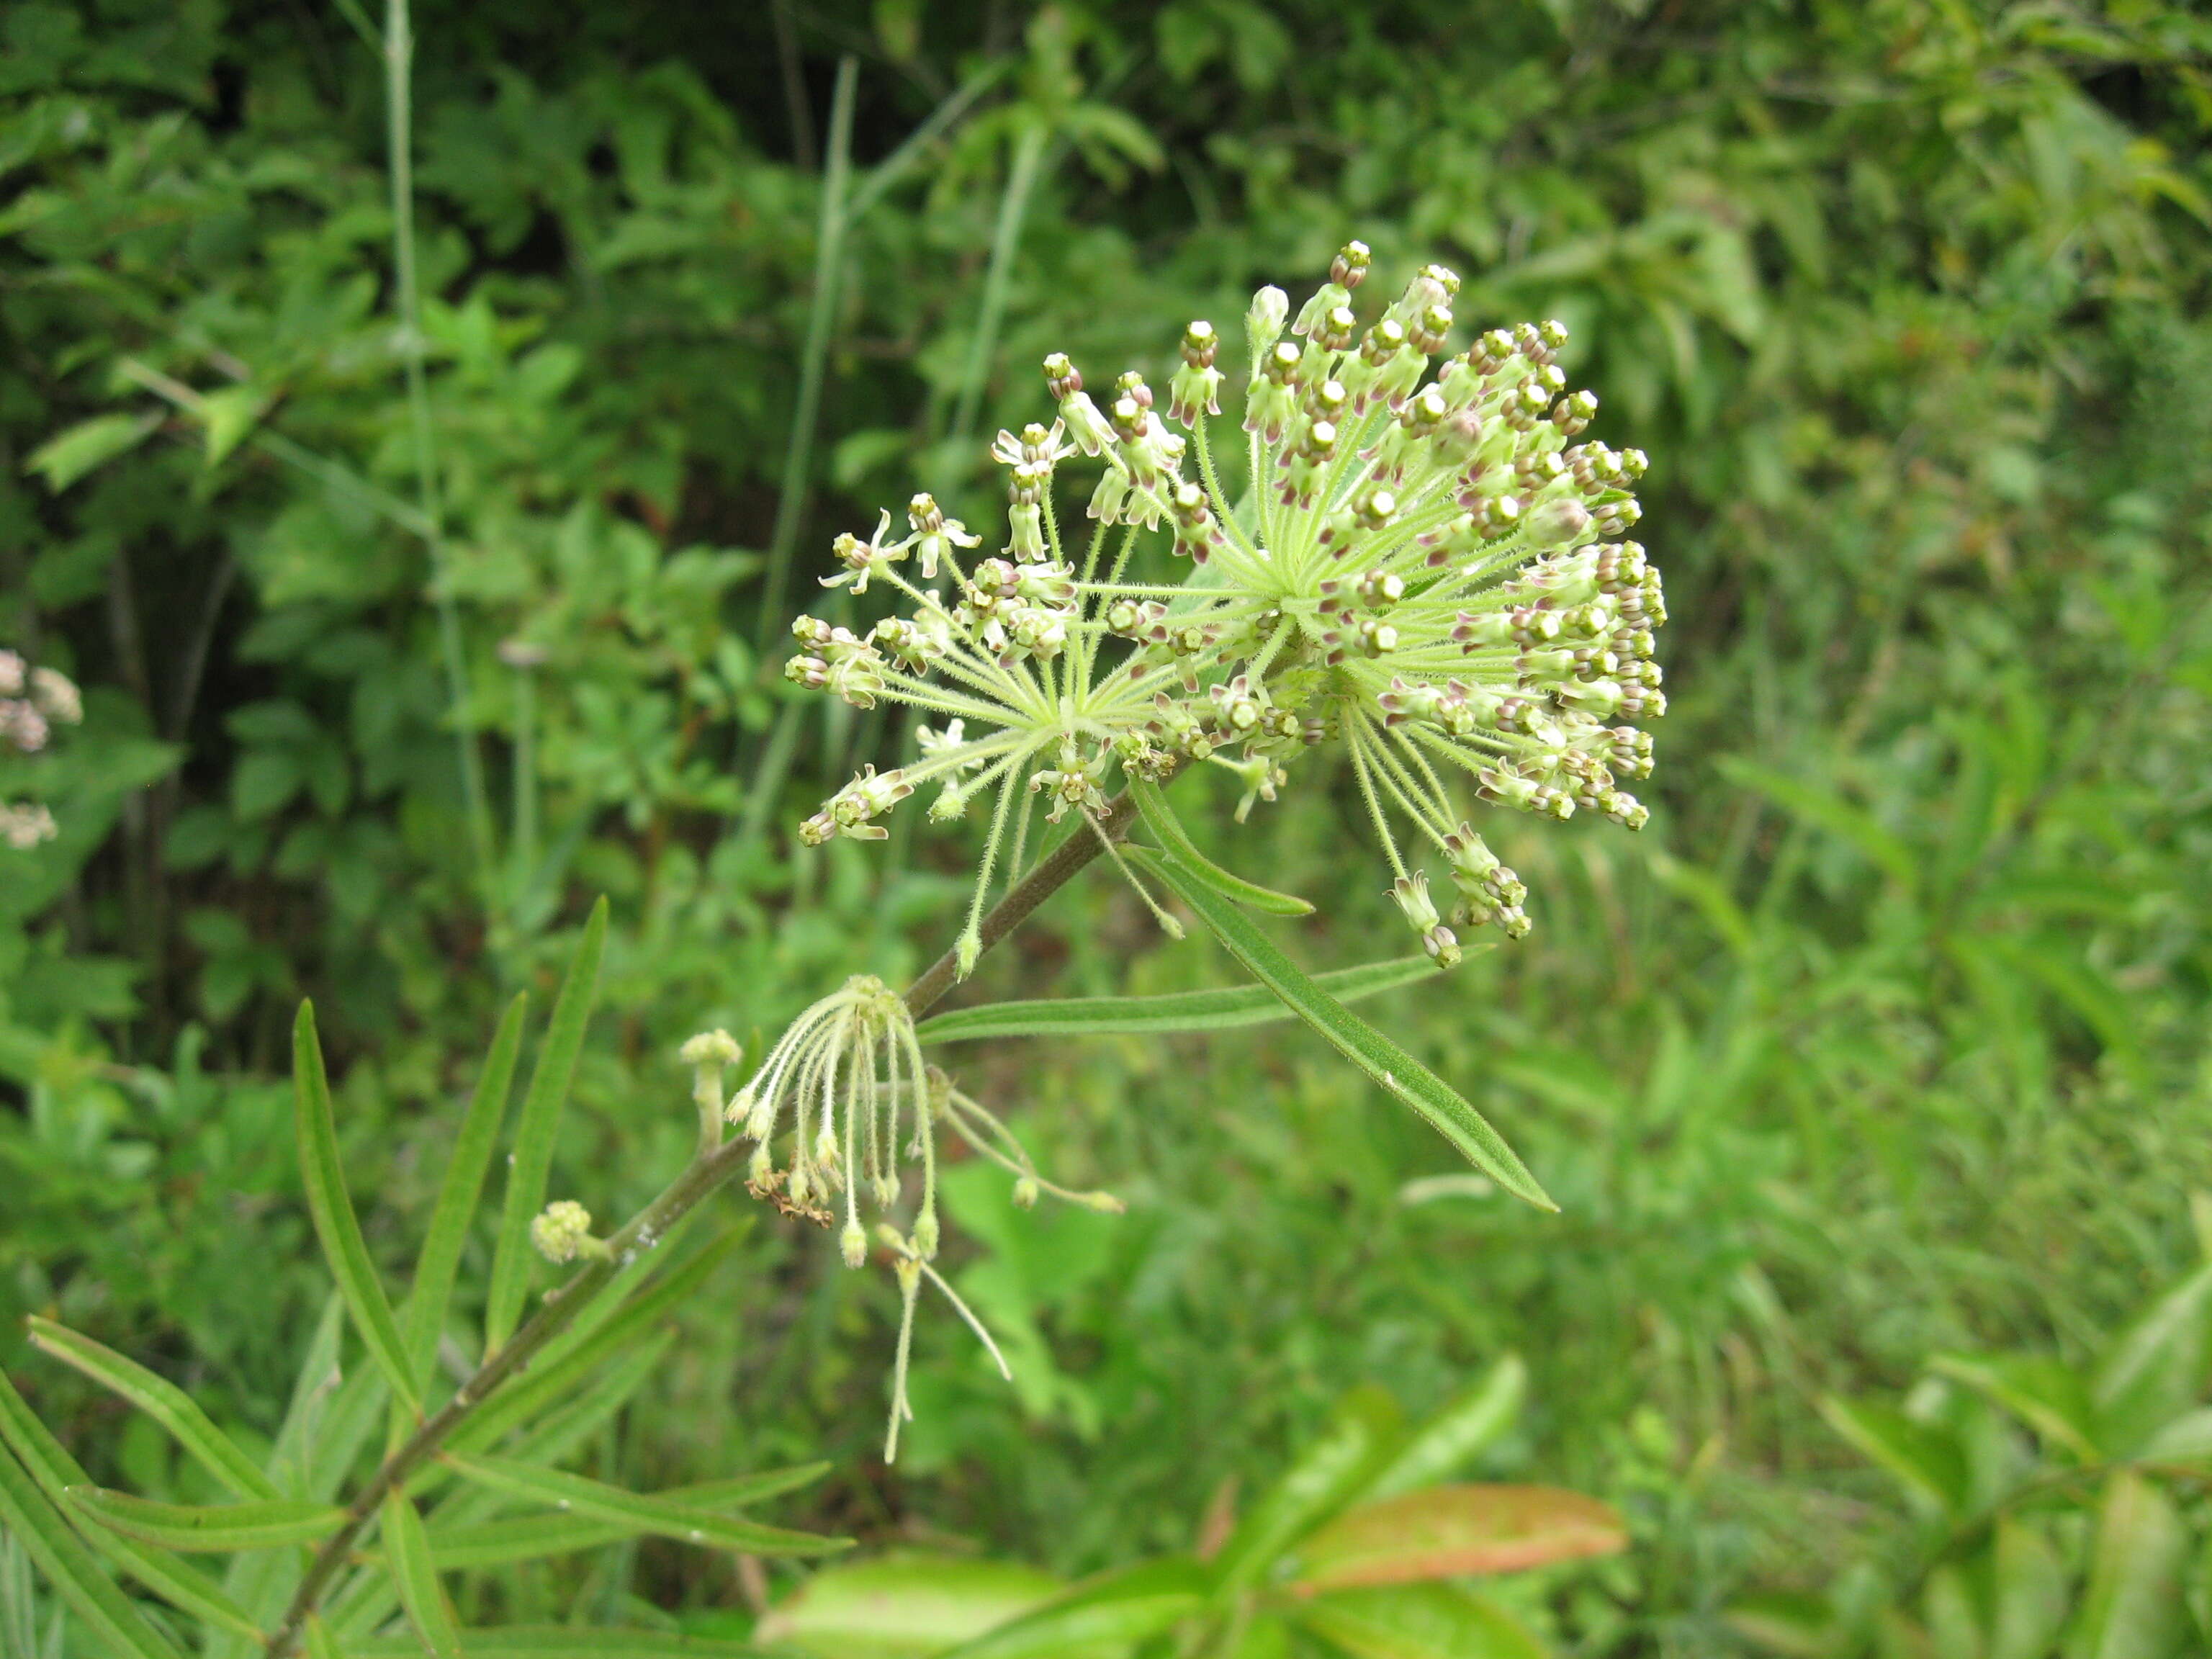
<box><xmin>948</xmin><ymin>120</ymin><xmax>1048</xmax><ymax>442</ymax></box>
<box><xmin>261</xmin><ymin>783</ymin><xmax>1143</xmax><ymax>1658</ymax></box>
<box><xmin>383</xmin><ymin>0</ymin><xmax>498</xmax><ymax>910</ymax></box>
<box><xmin>755</xmin><ymin>55</ymin><xmax>859</xmax><ymax>652</ymax></box>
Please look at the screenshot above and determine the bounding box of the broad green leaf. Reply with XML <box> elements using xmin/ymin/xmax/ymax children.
<box><xmin>198</xmin><ymin>386</ymin><xmax>273</xmax><ymax>468</ymax></box>
<box><xmin>1816</xmin><ymin>1396</ymin><xmax>1969</xmax><ymax>1514</ymax></box>
<box><xmin>0</xmin><ymin>1368</ymin><xmax>259</xmax><ymax>1638</ymax></box>
<box><xmin>1130</xmin><ymin>848</ymin><xmax>1553</xmax><ymax>1210</ymax></box>
<box><xmin>755</xmin><ymin>1553</ymin><xmax>1062</xmax><ymax>1659</ymax></box>
<box><xmin>2070</xmin><ymin>1470</ymin><xmax>2185</xmax><ymax>1659</ymax></box>
<box><xmin>1289</xmin><ymin>1485</ymin><xmax>1627</xmax><ymax>1590</ymax></box>
<box><xmin>406</xmin><ymin>992</ymin><xmax>529</xmax><ymax>1388</ymax></box>
<box><xmin>438</xmin><ymin>1452</ymin><xmax>848</xmax><ymax>1557</ymax></box>
<box><xmin>425</xmin><ymin>1467</ymin><xmax>831</xmax><ymax>1569</ymax></box>
<box><xmin>1215</xmin><ymin>1387</ymin><xmax>1403</xmax><ymax>1596</ymax></box>
<box><xmin>293</xmin><ymin>1002</ymin><xmax>420</xmax><ymax>1413</ymax></box>
<box><xmin>380</xmin><ymin>1491</ymin><xmax>459</xmax><ymax>1658</ymax></box>
<box><xmin>1131</xmin><ymin>779</ymin><xmax>1313</xmax><ymax>913</ymax></box>
<box><xmin>1291</xmin><ymin>1583</ymin><xmax>1546</xmax><ymax>1659</ymax></box>
<box><xmin>2138</xmin><ymin>1407</ymin><xmax>2212</xmax><ymax>1465</ymax></box>
<box><xmin>915</xmin><ymin>956</ymin><xmax>1449</xmax><ymax>1043</ymax></box>
<box><xmin>2091</xmin><ymin>1261</ymin><xmax>2212</xmax><ymax>1455</ymax></box>
<box><xmin>24</xmin><ymin>1319</ymin><xmax>278</xmax><ymax>1503</ymax></box>
<box><xmin>349</xmin><ymin>1632</ymin><xmax>757</xmax><ymax>1657</ymax></box>
<box><xmin>25</xmin><ymin>412</ymin><xmax>161</xmax><ymax>492</ymax></box>
<box><xmin>1929</xmin><ymin>1355</ymin><xmax>2100</xmax><ymax>1462</ymax></box>
<box><xmin>936</xmin><ymin>1557</ymin><xmax>1210</xmax><ymax>1658</ymax></box>
<box><xmin>485</xmin><ymin>897</ymin><xmax>608</xmax><ymax>1357</ymax></box>
<box><xmin>0</xmin><ymin>1449</ymin><xmax>182</xmax><ymax>1659</ymax></box>
<box><xmin>67</xmin><ymin>1488</ymin><xmax>346</xmax><ymax>1552</ymax></box>
<box><xmin>1920</xmin><ymin>1565</ymin><xmax>1981</xmax><ymax>1659</ymax></box>
<box><xmin>1989</xmin><ymin>1518</ymin><xmax>2066</xmax><ymax>1659</ymax></box>
<box><xmin>1363</xmin><ymin>1358</ymin><xmax>1527</xmax><ymax>1501</ymax></box>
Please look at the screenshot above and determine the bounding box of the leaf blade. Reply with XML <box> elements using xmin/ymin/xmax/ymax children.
<box><xmin>406</xmin><ymin>992</ymin><xmax>529</xmax><ymax>1389</ymax></box>
<box><xmin>1289</xmin><ymin>1485</ymin><xmax>1627</xmax><ymax>1591</ymax></box>
<box><xmin>1130</xmin><ymin>847</ymin><xmax>1554</xmax><ymax>1210</ymax></box>
<box><xmin>439</xmin><ymin>1453</ymin><xmax>848</xmax><ymax>1558</ymax></box>
<box><xmin>24</xmin><ymin>1320</ymin><xmax>278</xmax><ymax>1503</ymax></box>
<box><xmin>935</xmin><ymin>1557</ymin><xmax>1211</xmax><ymax>1659</ymax></box>
<box><xmin>914</xmin><ymin>956</ymin><xmax>1452</xmax><ymax>1043</ymax></box>
<box><xmin>0</xmin><ymin>1450</ymin><xmax>183</xmax><ymax>1659</ymax></box>
<box><xmin>1130</xmin><ymin>778</ymin><xmax>1313</xmax><ymax>914</ymax></box>
<box><xmin>293</xmin><ymin>1002</ymin><xmax>420</xmax><ymax>1413</ymax></box>
<box><xmin>485</xmin><ymin>898</ymin><xmax>609</xmax><ymax>1357</ymax></box>
<box><xmin>67</xmin><ymin>1488</ymin><xmax>347</xmax><ymax>1553</ymax></box>
<box><xmin>424</xmin><ymin>1467</ymin><xmax>831</xmax><ymax>1569</ymax></box>
<box><xmin>379</xmin><ymin>1491</ymin><xmax>461</xmax><ymax>1658</ymax></box>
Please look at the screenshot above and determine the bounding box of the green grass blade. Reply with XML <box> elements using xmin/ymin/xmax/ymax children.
<box><xmin>0</xmin><ymin>1370</ymin><xmax>261</xmax><ymax>1638</ymax></box>
<box><xmin>916</xmin><ymin>955</ymin><xmax>1452</xmax><ymax>1043</ymax></box>
<box><xmin>1129</xmin><ymin>779</ymin><xmax>1313</xmax><ymax>914</ymax></box>
<box><xmin>1130</xmin><ymin>847</ymin><xmax>1555</xmax><ymax>1212</ymax></box>
<box><xmin>485</xmin><ymin>897</ymin><xmax>609</xmax><ymax>1357</ymax></box>
<box><xmin>349</xmin><ymin>1631</ymin><xmax>758</xmax><ymax>1657</ymax></box>
<box><xmin>421</xmin><ymin>1468</ymin><xmax>831</xmax><ymax>1568</ymax></box>
<box><xmin>379</xmin><ymin>1491</ymin><xmax>459</xmax><ymax>1657</ymax></box>
<box><xmin>0</xmin><ymin>1450</ymin><xmax>183</xmax><ymax>1659</ymax></box>
<box><xmin>406</xmin><ymin>991</ymin><xmax>529</xmax><ymax>1388</ymax></box>
<box><xmin>294</xmin><ymin>1002</ymin><xmax>421</xmax><ymax>1413</ymax></box>
<box><xmin>438</xmin><ymin>1454</ymin><xmax>848</xmax><ymax>1558</ymax></box>
<box><xmin>24</xmin><ymin>1320</ymin><xmax>278</xmax><ymax>1503</ymax></box>
<box><xmin>68</xmin><ymin>1488</ymin><xmax>346</xmax><ymax>1553</ymax></box>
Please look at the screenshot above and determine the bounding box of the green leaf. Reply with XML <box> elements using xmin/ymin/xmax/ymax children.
<box><xmin>268</xmin><ymin>1298</ymin><xmax>346</xmax><ymax>1499</ymax></box>
<box><xmin>198</xmin><ymin>386</ymin><xmax>273</xmax><ymax>468</ymax></box>
<box><xmin>0</xmin><ymin>1449</ymin><xmax>183</xmax><ymax>1659</ymax></box>
<box><xmin>1130</xmin><ymin>779</ymin><xmax>1313</xmax><ymax>914</ymax></box>
<box><xmin>25</xmin><ymin>413</ymin><xmax>162</xmax><ymax>492</ymax></box>
<box><xmin>915</xmin><ymin>956</ymin><xmax>1448</xmax><ymax>1043</ymax></box>
<box><xmin>380</xmin><ymin>1491</ymin><xmax>459</xmax><ymax>1658</ymax></box>
<box><xmin>1723</xmin><ymin>1592</ymin><xmax>1844</xmax><ymax>1659</ymax></box>
<box><xmin>1989</xmin><ymin>1518</ymin><xmax>2067</xmax><ymax>1659</ymax></box>
<box><xmin>2137</xmin><ymin>1407</ymin><xmax>2212</xmax><ymax>1465</ymax></box>
<box><xmin>1717</xmin><ymin>758</ymin><xmax>1917</xmax><ymax>891</ymax></box>
<box><xmin>405</xmin><ymin>992</ymin><xmax>529</xmax><ymax>1388</ymax></box>
<box><xmin>348</xmin><ymin>1632</ymin><xmax>758</xmax><ymax>1657</ymax></box>
<box><xmin>1928</xmin><ymin>1355</ymin><xmax>2101</xmax><ymax>1462</ymax></box>
<box><xmin>1130</xmin><ymin>848</ymin><xmax>1554</xmax><ymax>1210</ymax></box>
<box><xmin>754</xmin><ymin>1553</ymin><xmax>1063</xmax><ymax>1659</ymax></box>
<box><xmin>935</xmin><ymin>1557</ymin><xmax>1210</xmax><ymax>1659</ymax></box>
<box><xmin>1215</xmin><ymin>1388</ymin><xmax>1402</xmax><ymax>1596</ymax></box>
<box><xmin>66</xmin><ymin>1488</ymin><xmax>346</xmax><ymax>1552</ymax></box>
<box><xmin>1291</xmin><ymin>1583</ymin><xmax>1547</xmax><ymax>1659</ymax></box>
<box><xmin>425</xmin><ymin>1468</ymin><xmax>831</xmax><ymax>1569</ymax></box>
<box><xmin>485</xmin><ymin>897</ymin><xmax>608</xmax><ymax>1357</ymax></box>
<box><xmin>438</xmin><ymin>1452</ymin><xmax>848</xmax><ymax>1557</ymax></box>
<box><xmin>24</xmin><ymin>1319</ymin><xmax>279</xmax><ymax>1503</ymax></box>
<box><xmin>0</xmin><ymin>1377</ymin><xmax>264</xmax><ymax>1641</ymax></box>
<box><xmin>292</xmin><ymin>1002</ymin><xmax>420</xmax><ymax>1413</ymax></box>
<box><xmin>2091</xmin><ymin>1261</ymin><xmax>2212</xmax><ymax>1455</ymax></box>
<box><xmin>1362</xmin><ymin>1357</ymin><xmax>1528</xmax><ymax>1501</ymax></box>
<box><xmin>1816</xmin><ymin>1395</ymin><xmax>1969</xmax><ymax>1514</ymax></box>
<box><xmin>2070</xmin><ymin>1470</ymin><xmax>2185</xmax><ymax>1659</ymax></box>
<box><xmin>1289</xmin><ymin>1485</ymin><xmax>1627</xmax><ymax>1591</ymax></box>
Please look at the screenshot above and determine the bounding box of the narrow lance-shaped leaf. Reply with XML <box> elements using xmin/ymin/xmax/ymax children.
<box><xmin>68</xmin><ymin>1488</ymin><xmax>347</xmax><ymax>1553</ymax></box>
<box><xmin>1130</xmin><ymin>778</ymin><xmax>1313</xmax><ymax>914</ymax></box>
<box><xmin>915</xmin><ymin>955</ymin><xmax>1453</xmax><ymax>1044</ymax></box>
<box><xmin>1288</xmin><ymin>1485</ymin><xmax>1627</xmax><ymax>1591</ymax></box>
<box><xmin>380</xmin><ymin>1491</ymin><xmax>461</xmax><ymax>1658</ymax></box>
<box><xmin>438</xmin><ymin>1452</ymin><xmax>848</xmax><ymax>1557</ymax></box>
<box><xmin>0</xmin><ymin>1372</ymin><xmax>261</xmax><ymax>1640</ymax></box>
<box><xmin>485</xmin><ymin>896</ymin><xmax>608</xmax><ymax>1357</ymax></box>
<box><xmin>25</xmin><ymin>1320</ymin><xmax>278</xmax><ymax>1503</ymax></box>
<box><xmin>0</xmin><ymin>1449</ymin><xmax>182</xmax><ymax>1659</ymax></box>
<box><xmin>406</xmin><ymin>990</ymin><xmax>529</xmax><ymax>1388</ymax></box>
<box><xmin>422</xmin><ymin>1467</ymin><xmax>831</xmax><ymax>1570</ymax></box>
<box><xmin>1364</xmin><ymin>1356</ymin><xmax>1528</xmax><ymax>1501</ymax></box>
<box><xmin>347</xmin><ymin>1631</ymin><xmax>760</xmax><ymax>1657</ymax></box>
<box><xmin>1212</xmin><ymin>1387</ymin><xmax>1401</xmax><ymax>1596</ymax></box>
<box><xmin>294</xmin><ymin>1002</ymin><xmax>420</xmax><ymax>1413</ymax></box>
<box><xmin>935</xmin><ymin>1559</ymin><xmax>1213</xmax><ymax>1659</ymax></box>
<box><xmin>1130</xmin><ymin>847</ymin><xmax>1555</xmax><ymax>1211</ymax></box>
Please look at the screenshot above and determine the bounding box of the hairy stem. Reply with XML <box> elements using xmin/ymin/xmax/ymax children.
<box><xmin>264</xmin><ymin>786</ymin><xmax>1143</xmax><ymax>1657</ymax></box>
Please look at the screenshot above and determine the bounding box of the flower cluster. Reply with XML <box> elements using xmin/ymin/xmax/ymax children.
<box><xmin>784</xmin><ymin>241</ymin><xmax>1667</xmax><ymax>966</ymax></box>
<box><xmin>1</xmin><ymin>650</ymin><xmax>81</xmax><ymax>850</ymax></box>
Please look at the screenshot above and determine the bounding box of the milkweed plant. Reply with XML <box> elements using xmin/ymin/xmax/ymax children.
<box><xmin>0</xmin><ymin>245</ymin><xmax>1668</xmax><ymax>1658</ymax></box>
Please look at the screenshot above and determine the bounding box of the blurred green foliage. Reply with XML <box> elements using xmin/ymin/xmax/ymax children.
<box><xmin>2</xmin><ymin>0</ymin><xmax>2210</xmax><ymax>1652</ymax></box>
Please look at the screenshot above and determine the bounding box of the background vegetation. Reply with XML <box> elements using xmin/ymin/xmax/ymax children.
<box><xmin>3</xmin><ymin>0</ymin><xmax>2211</xmax><ymax>1652</ymax></box>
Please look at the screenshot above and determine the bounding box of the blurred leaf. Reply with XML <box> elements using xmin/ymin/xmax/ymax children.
<box><xmin>1290</xmin><ymin>1484</ymin><xmax>1626</xmax><ymax>1591</ymax></box>
<box><xmin>199</xmin><ymin>386</ymin><xmax>273</xmax><ymax>467</ymax></box>
<box><xmin>1725</xmin><ymin>1592</ymin><xmax>1845</xmax><ymax>1659</ymax></box>
<box><xmin>438</xmin><ymin>1452</ymin><xmax>849</xmax><ymax>1557</ymax></box>
<box><xmin>1214</xmin><ymin>1388</ymin><xmax>1403</xmax><ymax>1596</ymax></box>
<box><xmin>755</xmin><ymin>1554</ymin><xmax>1063</xmax><ymax>1659</ymax></box>
<box><xmin>349</xmin><ymin>1633</ymin><xmax>758</xmax><ymax>1656</ymax></box>
<box><xmin>1990</xmin><ymin>1518</ymin><xmax>2067</xmax><ymax>1659</ymax></box>
<box><xmin>1930</xmin><ymin>1355</ymin><xmax>2101</xmax><ymax>1462</ymax></box>
<box><xmin>1817</xmin><ymin>1397</ymin><xmax>1969</xmax><ymax>1514</ymax></box>
<box><xmin>936</xmin><ymin>1557</ymin><xmax>1210</xmax><ymax>1658</ymax></box>
<box><xmin>1291</xmin><ymin>1583</ymin><xmax>1547</xmax><ymax>1659</ymax></box>
<box><xmin>25</xmin><ymin>412</ymin><xmax>161</xmax><ymax>491</ymax></box>
<box><xmin>2069</xmin><ymin>1471</ymin><xmax>2185</xmax><ymax>1659</ymax></box>
<box><xmin>2091</xmin><ymin>1262</ymin><xmax>2212</xmax><ymax>1454</ymax></box>
<box><xmin>1362</xmin><ymin>1359</ymin><xmax>1529</xmax><ymax>1501</ymax></box>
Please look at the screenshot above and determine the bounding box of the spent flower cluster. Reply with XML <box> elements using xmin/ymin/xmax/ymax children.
<box><xmin>786</xmin><ymin>242</ymin><xmax>1665</xmax><ymax>967</ymax></box>
<box><xmin>0</xmin><ymin>649</ymin><xmax>81</xmax><ymax>850</ymax></box>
